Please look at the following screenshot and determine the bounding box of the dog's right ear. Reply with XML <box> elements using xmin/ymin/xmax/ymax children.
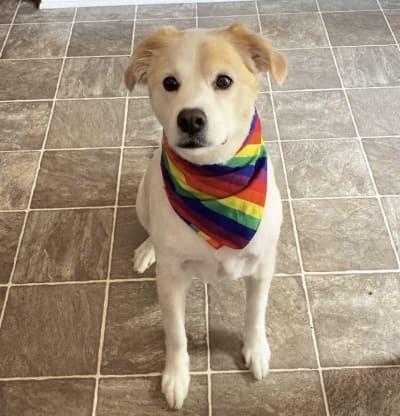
<box><xmin>125</xmin><ymin>26</ymin><xmax>179</xmax><ymax>91</ymax></box>
<box><xmin>222</xmin><ymin>23</ymin><xmax>287</xmax><ymax>86</ymax></box>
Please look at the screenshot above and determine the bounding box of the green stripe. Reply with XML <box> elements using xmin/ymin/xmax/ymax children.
<box><xmin>163</xmin><ymin>151</ymin><xmax>192</xmax><ymax>199</ymax></box>
<box><xmin>225</xmin><ymin>143</ymin><xmax>267</xmax><ymax>168</ymax></box>
<box><xmin>163</xmin><ymin>151</ymin><xmax>214</xmax><ymax>200</ymax></box>
<box><xmin>226</xmin><ymin>156</ymin><xmax>257</xmax><ymax>168</ymax></box>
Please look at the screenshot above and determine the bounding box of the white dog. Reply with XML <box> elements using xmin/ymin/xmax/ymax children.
<box><xmin>125</xmin><ymin>23</ymin><xmax>287</xmax><ymax>409</ymax></box>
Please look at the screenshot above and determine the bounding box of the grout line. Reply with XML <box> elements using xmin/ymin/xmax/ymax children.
<box><xmin>0</xmin><ymin>204</ymin><xmax>135</xmax><ymax>213</ymax></box>
<box><xmin>2</xmin><ymin>277</ymin><xmax>157</xmax><ymax>288</ymax></box>
<box><xmin>316</xmin><ymin>0</ymin><xmax>400</xmax><ymax>270</ymax></box>
<box><xmin>1</xmin><ymin>193</ymin><xmax>400</xmax><ymax>215</ymax></box>
<box><xmin>4</xmin><ymin>136</ymin><xmax>400</xmax><ymax>155</ymax></box>
<box><xmin>0</xmin><ymin>7</ymin><xmax>78</xmax><ymax>341</ymax></box>
<box><xmin>2</xmin><ymin>267</ymin><xmax>400</xmax><ymax>289</ymax></box>
<box><xmin>270</xmin><ymin>85</ymin><xmax>400</xmax><ymax>93</ymax></box>
<box><xmin>0</xmin><ymin>54</ymin><xmax>130</xmax><ymax>61</ymax></box>
<box><xmin>3</xmin><ymin>268</ymin><xmax>400</xmax><ymax>290</ymax></box>
<box><xmin>0</xmin><ymin>145</ymin><xmax>158</xmax><ymax>153</ymax></box>
<box><xmin>290</xmin><ymin>195</ymin><xmax>394</xmax><ymax>201</ymax></box>
<box><xmin>204</xmin><ymin>284</ymin><xmax>212</xmax><ymax>416</ymax></box>
<box><xmin>91</xmin><ymin>6</ymin><xmax>137</xmax><ymax>416</ymax></box>
<box><xmin>0</xmin><ymin>7</ymin><xmax>393</xmax><ymax>29</ymax></box>
<box><xmin>262</xmin><ymin>10</ymin><xmax>331</xmax><ymax>414</ymax></box>
<box><xmin>304</xmin><ymin>268</ymin><xmax>400</xmax><ymax>275</ymax></box>
<box><xmin>91</xmin><ymin>275</ymin><xmax>110</xmax><ymax>415</ymax></box>
<box><xmin>0</xmin><ymin>0</ymin><xmax>23</xmax><ymax>334</ymax></box>
<box><xmin>196</xmin><ymin>4</ymin><xmax>212</xmax><ymax>413</ymax></box>
<box><xmin>0</xmin><ymin>0</ymin><xmax>21</xmax><ymax>57</ymax></box>
<box><xmin>2</xmin><ymin>84</ymin><xmax>400</xmax><ymax>105</ymax></box>
<box><xmin>259</xmin><ymin>9</ymin><xmax>386</xmax><ymax>15</ymax></box>
<box><xmin>10</xmin><ymin>19</ymin><xmax>134</xmax><ymax>26</ymax></box>
<box><xmin>198</xmin><ymin>10</ymin><xmax>396</xmax><ymax>19</ymax></box>
<box><xmin>1</xmin><ymin>45</ymin><xmax>400</xmax><ymax>62</ymax></box>
<box><xmin>7</xmin><ymin>136</ymin><xmax>400</xmax><ymax>154</ymax></box>
<box><xmin>321</xmin><ymin>364</ymin><xmax>400</xmax><ymax>371</ymax></box>
<box><xmin>277</xmin><ymin>43</ymin><xmax>398</xmax><ymax>50</ymax></box>
<box><xmin>275</xmin><ymin>135</ymin><xmax>400</xmax><ymax>141</ymax></box>
<box><xmin>258</xmin><ymin>4</ymin><xmax>330</xmax><ymax>413</ymax></box>
<box><xmin>0</xmin><ymin>96</ymin><xmax>148</xmax><ymax>104</ymax></box>
<box><xmin>377</xmin><ymin>0</ymin><xmax>400</xmax><ymax>51</ymax></box>
<box><xmin>1</xmin><ymin>364</ymin><xmax>400</xmax><ymax>382</ymax></box>
<box><xmin>254</xmin><ymin>0</ymin><xmax>263</xmax><ymax>35</ymax></box>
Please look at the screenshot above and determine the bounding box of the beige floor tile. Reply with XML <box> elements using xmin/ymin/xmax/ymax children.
<box><xmin>0</xmin><ymin>212</ymin><xmax>24</xmax><ymax>284</ymax></box>
<box><xmin>308</xmin><ymin>273</ymin><xmax>400</xmax><ymax>366</ymax></box>
<box><xmin>13</xmin><ymin>209</ymin><xmax>113</xmax><ymax>283</ymax></box>
<box><xmin>212</xmin><ymin>372</ymin><xmax>325</xmax><ymax>416</ymax></box>
<box><xmin>324</xmin><ymin>368</ymin><xmax>400</xmax><ymax>416</ymax></box>
<box><xmin>0</xmin><ymin>151</ymin><xmax>40</xmax><ymax>210</ymax></box>
<box><xmin>0</xmin><ymin>284</ymin><xmax>105</xmax><ymax>377</ymax></box>
<box><xmin>32</xmin><ymin>149</ymin><xmax>120</xmax><ymax>208</ymax></box>
<box><xmin>101</xmin><ymin>281</ymin><xmax>207</xmax><ymax>374</ymax></box>
<box><xmin>47</xmin><ymin>99</ymin><xmax>125</xmax><ymax>148</ymax></box>
<box><xmin>208</xmin><ymin>276</ymin><xmax>316</xmax><ymax>370</ymax></box>
<box><xmin>0</xmin><ymin>379</ymin><xmax>95</xmax><ymax>416</ymax></box>
<box><xmin>97</xmin><ymin>376</ymin><xmax>208</xmax><ymax>415</ymax></box>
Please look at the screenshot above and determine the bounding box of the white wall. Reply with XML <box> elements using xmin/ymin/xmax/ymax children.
<box><xmin>41</xmin><ymin>0</ymin><xmax>245</xmax><ymax>9</ymax></box>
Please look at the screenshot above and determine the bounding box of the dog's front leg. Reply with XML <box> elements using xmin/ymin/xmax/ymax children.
<box><xmin>156</xmin><ymin>263</ymin><xmax>191</xmax><ymax>409</ymax></box>
<box><xmin>242</xmin><ymin>251</ymin><xmax>276</xmax><ymax>380</ymax></box>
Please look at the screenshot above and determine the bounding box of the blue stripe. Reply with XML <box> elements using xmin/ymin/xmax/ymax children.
<box><xmin>182</xmin><ymin>196</ymin><xmax>256</xmax><ymax>240</ymax></box>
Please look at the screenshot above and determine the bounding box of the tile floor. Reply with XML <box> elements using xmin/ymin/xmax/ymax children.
<box><xmin>0</xmin><ymin>0</ymin><xmax>400</xmax><ymax>415</ymax></box>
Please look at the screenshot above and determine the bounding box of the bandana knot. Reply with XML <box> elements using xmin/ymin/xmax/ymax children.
<box><xmin>161</xmin><ymin>112</ymin><xmax>268</xmax><ymax>250</ymax></box>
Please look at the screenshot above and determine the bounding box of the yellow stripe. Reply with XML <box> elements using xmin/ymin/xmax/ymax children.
<box><xmin>166</xmin><ymin>155</ymin><xmax>213</xmax><ymax>200</ymax></box>
<box><xmin>197</xmin><ymin>230</ymin><xmax>211</xmax><ymax>241</ymax></box>
<box><xmin>218</xmin><ymin>195</ymin><xmax>264</xmax><ymax>219</ymax></box>
<box><xmin>236</xmin><ymin>143</ymin><xmax>260</xmax><ymax>158</ymax></box>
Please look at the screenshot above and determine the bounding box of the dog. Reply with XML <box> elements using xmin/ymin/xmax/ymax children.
<box><xmin>125</xmin><ymin>23</ymin><xmax>287</xmax><ymax>409</ymax></box>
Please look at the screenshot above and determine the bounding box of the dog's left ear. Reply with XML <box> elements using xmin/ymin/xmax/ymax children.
<box><xmin>125</xmin><ymin>26</ymin><xmax>180</xmax><ymax>91</ymax></box>
<box><xmin>223</xmin><ymin>23</ymin><xmax>287</xmax><ymax>85</ymax></box>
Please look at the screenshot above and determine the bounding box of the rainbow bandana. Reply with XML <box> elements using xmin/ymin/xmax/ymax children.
<box><xmin>161</xmin><ymin>112</ymin><xmax>268</xmax><ymax>250</ymax></box>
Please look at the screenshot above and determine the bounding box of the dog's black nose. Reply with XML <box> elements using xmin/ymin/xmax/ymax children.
<box><xmin>177</xmin><ymin>109</ymin><xmax>207</xmax><ymax>134</ymax></box>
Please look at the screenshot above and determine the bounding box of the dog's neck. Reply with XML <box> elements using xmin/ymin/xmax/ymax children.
<box><xmin>161</xmin><ymin>112</ymin><xmax>267</xmax><ymax>250</ymax></box>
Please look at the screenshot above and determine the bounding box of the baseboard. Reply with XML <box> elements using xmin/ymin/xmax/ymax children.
<box><xmin>41</xmin><ymin>0</ymin><xmax>242</xmax><ymax>9</ymax></box>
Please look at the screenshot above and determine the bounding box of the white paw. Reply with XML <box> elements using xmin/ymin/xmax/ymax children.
<box><xmin>132</xmin><ymin>238</ymin><xmax>155</xmax><ymax>274</ymax></box>
<box><xmin>242</xmin><ymin>334</ymin><xmax>270</xmax><ymax>380</ymax></box>
<box><xmin>161</xmin><ymin>355</ymin><xmax>190</xmax><ymax>409</ymax></box>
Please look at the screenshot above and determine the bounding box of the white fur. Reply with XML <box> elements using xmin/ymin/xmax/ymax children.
<box><xmin>134</xmin><ymin>149</ymin><xmax>282</xmax><ymax>408</ymax></box>
<box><xmin>129</xmin><ymin>26</ymin><xmax>284</xmax><ymax>409</ymax></box>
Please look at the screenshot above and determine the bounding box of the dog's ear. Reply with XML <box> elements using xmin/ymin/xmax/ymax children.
<box><xmin>222</xmin><ymin>23</ymin><xmax>287</xmax><ymax>85</ymax></box>
<box><xmin>125</xmin><ymin>26</ymin><xmax>179</xmax><ymax>91</ymax></box>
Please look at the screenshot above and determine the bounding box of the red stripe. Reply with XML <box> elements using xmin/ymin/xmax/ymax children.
<box><xmin>237</xmin><ymin>186</ymin><xmax>266</xmax><ymax>206</ymax></box>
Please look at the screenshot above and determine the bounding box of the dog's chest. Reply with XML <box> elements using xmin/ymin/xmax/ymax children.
<box><xmin>181</xmin><ymin>250</ymin><xmax>259</xmax><ymax>282</ymax></box>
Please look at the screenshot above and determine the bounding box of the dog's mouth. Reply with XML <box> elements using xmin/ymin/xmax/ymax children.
<box><xmin>177</xmin><ymin>134</ymin><xmax>208</xmax><ymax>149</ymax></box>
<box><xmin>177</xmin><ymin>135</ymin><xmax>228</xmax><ymax>149</ymax></box>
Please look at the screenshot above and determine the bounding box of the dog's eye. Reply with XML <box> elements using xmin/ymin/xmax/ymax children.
<box><xmin>215</xmin><ymin>75</ymin><xmax>233</xmax><ymax>90</ymax></box>
<box><xmin>163</xmin><ymin>76</ymin><xmax>180</xmax><ymax>92</ymax></box>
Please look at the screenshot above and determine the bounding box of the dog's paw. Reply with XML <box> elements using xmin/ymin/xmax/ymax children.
<box><xmin>161</xmin><ymin>355</ymin><xmax>190</xmax><ymax>409</ymax></box>
<box><xmin>242</xmin><ymin>334</ymin><xmax>270</xmax><ymax>380</ymax></box>
<box><xmin>132</xmin><ymin>238</ymin><xmax>155</xmax><ymax>274</ymax></box>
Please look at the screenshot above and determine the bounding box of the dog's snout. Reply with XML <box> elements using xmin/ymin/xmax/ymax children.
<box><xmin>177</xmin><ymin>109</ymin><xmax>207</xmax><ymax>134</ymax></box>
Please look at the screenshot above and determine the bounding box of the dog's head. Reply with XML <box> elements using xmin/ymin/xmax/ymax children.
<box><xmin>125</xmin><ymin>23</ymin><xmax>287</xmax><ymax>164</ymax></box>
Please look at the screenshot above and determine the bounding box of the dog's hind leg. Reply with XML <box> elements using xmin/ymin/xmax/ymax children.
<box><xmin>133</xmin><ymin>237</ymin><xmax>155</xmax><ymax>273</ymax></box>
<box><xmin>157</xmin><ymin>262</ymin><xmax>192</xmax><ymax>409</ymax></box>
<box><xmin>242</xmin><ymin>249</ymin><xmax>276</xmax><ymax>380</ymax></box>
